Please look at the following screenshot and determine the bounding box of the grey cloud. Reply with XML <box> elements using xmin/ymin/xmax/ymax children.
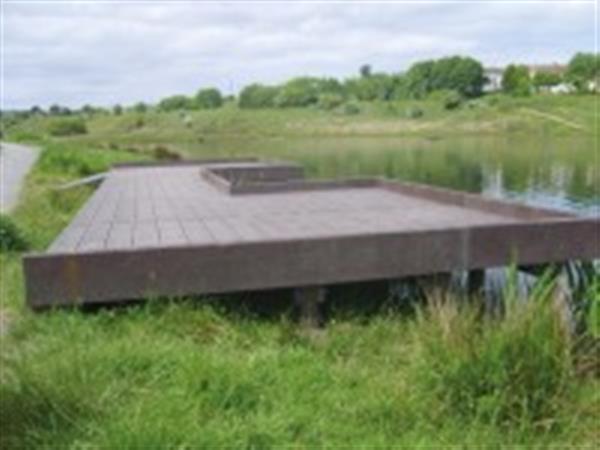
<box><xmin>2</xmin><ymin>1</ymin><xmax>595</xmax><ymax>109</ymax></box>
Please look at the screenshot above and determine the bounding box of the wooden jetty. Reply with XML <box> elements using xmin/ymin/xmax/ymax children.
<box><xmin>23</xmin><ymin>159</ymin><xmax>599</xmax><ymax>308</ymax></box>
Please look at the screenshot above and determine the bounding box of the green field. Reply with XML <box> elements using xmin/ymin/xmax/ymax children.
<box><xmin>1</xmin><ymin>94</ymin><xmax>599</xmax><ymax>448</ymax></box>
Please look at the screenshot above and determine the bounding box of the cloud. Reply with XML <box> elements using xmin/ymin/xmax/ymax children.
<box><xmin>1</xmin><ymin>0</ymin><xmax>596</xmax><ymax>109</ymax></box>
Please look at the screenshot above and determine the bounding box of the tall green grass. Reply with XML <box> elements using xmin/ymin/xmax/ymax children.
<box><xmin>2</xmin><ymin>280</ymin><xmax>598</xmax><ymax>448</ymax></box>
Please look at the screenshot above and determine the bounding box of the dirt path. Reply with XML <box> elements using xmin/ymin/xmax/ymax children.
<box><xmin>0</xmin><ymin>142</ymin><xmax>39</xmax><ymax>213</ymax></box>
<box><xmin>521</xmin><ymin>107</ymin><xmax>586</xmax><ymax>131</ymax></box>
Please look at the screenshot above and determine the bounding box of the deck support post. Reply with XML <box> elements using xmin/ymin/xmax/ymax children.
<box><xmin>468</xmin><ymin>269</ymin><xmax>485</xmax><ymax>297</ymax></box>
<box><xmin>294</xmin><ymin>286</ymin><xmax>326</xmax><ymax>328</ymax></box>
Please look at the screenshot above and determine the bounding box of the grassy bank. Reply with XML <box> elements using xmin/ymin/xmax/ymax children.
<box><xmin>2</xmin><ymin>291</ymin><xmax>598</xmax><ymax>448</ymax></box>
<box><xmin>6</xmin><ymin>95</ymin><xmax>597</xmax><ymax>154</ymax></box>
<box><xmin>0</xmin><ymin>141</ymin><xmax>599</xmax><ymax>447</ymax></box>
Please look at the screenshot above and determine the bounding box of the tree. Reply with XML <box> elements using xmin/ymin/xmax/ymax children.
<box><xmin>274</xmin><ymin>77</ymin><xmax>327</xmax><ymax>107</ymax></box>
<box><xmin>113</xmin><ymin>104</ymin><xmax>123</xmax><ymax>115</ymax></box>
<box><xmin>404</xmin><ymin>56</ymin><xmax>486</xmax><ymax>98</ymax></box>
<box><xmin>238</xmin><ymin>84</ymin><xmax>280</xmax><ymax>108</ymax></box>
<box><xmin>360</xmin><ymin>64</ymin><xmax>372</xmax><ymax>78</ymax></box>
<box><xmin>345</xmin><ymin>73</ymin><xmax>396</xmax><ymax>101</ymax></box>
<box><xmin>29</xmin><ymin>105</ymin><xmax>44</xmax><ymax>115</ymax></box>
<box><xmin>502</xmin><ymin>65</ymin><xmax>531</xmax><ymax>96</ymax></box>
<box><xmin>432</xmin><ymin>56</ymin><xmax>486</xmax><ymax>97</ymax></box>
<box><xmin>48</xmin><ymin>104</ymin><xmax>71</xmax><ymax>116</ymax></box>
<box><xmin>81</xmin><ymin>104</ymin><xmax>97</xmax><ymax>116</ymax></box>
<box><xmin>532</xmin><ymin>71</ymin><xmax>562</xmax><ymax>90</ymax></box>
<box><xmin>133</xmin><ymin>102</ymin><xmax>148</xmax><ymax>113</ymax></box>
<box><xmin>404</xmin><ymin>60</ymin><xmax>435</xmax><ymax>98</ymax></box>
<box><xmin>195</xmin><ymin>88</ymin><xmax>223</xmax><ymax>109</ymax></box>
<box><xmin>566</xmin><ymin>52</ymin><xmax>600</xmax><ymax>92</ymax></box>
<box><xmin>49</xmin><ymin>104</ymin><xmax>62</xmax><ymax>115</ymax></box>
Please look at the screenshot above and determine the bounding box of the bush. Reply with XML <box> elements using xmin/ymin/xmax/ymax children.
<box><xmin>317</xmin><ymin>93</ymin><xmax>344</xmax><ymax>110</ymax></box>
<box><xmin>274</xmin><ymin>77</ymin><xmax>322</xmax><ymax>108</ymax></box>
<box><xmin>48</xmin><ymin>118</ymin><xmax>88</xmax><ymax>137</ymax></box>
<box><xmin>341</xmin><ymin>102</ymin><xmax>361</xmax><ymax>115</ymax></box>
<box><xmin>158</xmin><ymin>95</ymin><xmax>193</xmax><ymax>112</ymax></box>
<box><xmin>133</xmin><ymin>102</ymin><xmax>148</xmax><ymax>113</ymax></box>
<box><xmin>0</xmin><ymin>214</ymin><xmax>29</xmax><ymax>252</ymax></box>
<box><xmin>238</xmin><ymin>84</ymin><xmax>280</xmax><ymax>109</ymax></box>
<box><xmin>502</xmin><ymin>65</ymin><xmax>532</xmax><ymax>97</ymax></box>
<box><xmin>126</xmin><ymin>116</ymin><xmax>145</xmax><ymax>131</ymax></box>
<box><xmin>405</xmin><ymin>106</ymin><xmax>424</xmax><ymax>118</ymax></box>
<box><xmin>153</xmin><ymin>145</ymin><xmax>181</xmax><ymax>161</ymax></box>
<box><xmin>195</xmin><ymin>88</ymin><xmax>223</xmax><ymax>109</ymax></box>
<box><xmin>443</xmin><ymin>91</ymin><xmax>463</xmax><ymax>110</ymax></box>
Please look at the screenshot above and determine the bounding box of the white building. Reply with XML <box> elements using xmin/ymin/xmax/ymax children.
<box><xmin>483</xmin><ymin>68</ymin><xmax>503</xmax><ymax>92</ymax></box>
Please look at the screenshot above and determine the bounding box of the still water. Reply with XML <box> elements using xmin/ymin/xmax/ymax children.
<box><xmin>189</xmin><ymin>134</ymin><xmax>598</xmax><ymax>217</ymax></box>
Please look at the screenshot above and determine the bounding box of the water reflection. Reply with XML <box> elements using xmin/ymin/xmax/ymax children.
<box><xmin>189</xmin><ymin>134</ymin><xmax>599</xmax><ymax>216</ymax></box>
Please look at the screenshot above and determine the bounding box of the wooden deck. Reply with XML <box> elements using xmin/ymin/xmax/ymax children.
<box><xmin>24</xmin><ymin>160</ymin><xmax>599</xmax><ymax>307</ymax></box>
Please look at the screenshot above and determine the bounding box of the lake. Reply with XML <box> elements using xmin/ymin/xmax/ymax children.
<box><xmin>187</xmin><ymin>134</ymin><xmax>598</xmax><ymax>217</ymax></box>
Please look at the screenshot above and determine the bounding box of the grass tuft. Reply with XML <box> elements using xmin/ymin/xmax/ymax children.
<box><xmin>0</xmin><ymin>214</ymin><xmax>29</xmax><ymax>252</ymax></box>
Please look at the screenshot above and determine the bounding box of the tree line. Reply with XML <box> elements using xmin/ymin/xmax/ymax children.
<box><xmin>8</xmin><ymin>52</ymin><xmax>599</xmax><ymax>118</ymax></box>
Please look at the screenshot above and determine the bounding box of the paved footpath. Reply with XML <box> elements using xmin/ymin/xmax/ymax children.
<box><xmin>0</xmin><ymin>142</ymin><xmax>39</xmax><ymax>213</ymax></box>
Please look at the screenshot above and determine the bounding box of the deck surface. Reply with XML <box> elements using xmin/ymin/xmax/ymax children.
<box><xmin>51</xmin><ymin>165</ymin><xmax>517</xmax><ymax>253</ymax></box>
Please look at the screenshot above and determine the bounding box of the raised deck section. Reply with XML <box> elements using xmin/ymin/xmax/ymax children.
<box><xmin>24</xmin><ymin>160</ymin><xmax>599</xmax><ymax>307</ymax></box>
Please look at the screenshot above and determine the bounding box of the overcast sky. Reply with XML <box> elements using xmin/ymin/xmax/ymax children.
<box><xmin>2</xmin><ymin>0</ymin><xmax>597</xmax><ymax>109</ymax></box>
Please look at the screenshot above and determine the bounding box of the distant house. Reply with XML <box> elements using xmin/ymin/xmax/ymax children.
<box><xmin>483</xmin><ymin>68</ymin><xmax>503</xmax><ymax>92</ymax></box>
<box><xmin>548</xmin><ymin>83</ymin><xmax>575</xmax><ymax>94</ymax></box>
<box><xmin>526</xmin><ymin>63</ymin><xmax>567</xmax><ymax>77</ymax></box>
<box><xmin>527</xmin><ymin>63</ymin><xmax>576</xmax><ymax>94</ymax></box>
<box><xmin>485</xmin><ymin>63</ymin><xmax>577</xmax><ymax>94</ymax></box>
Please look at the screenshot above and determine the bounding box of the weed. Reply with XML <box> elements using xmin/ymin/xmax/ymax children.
<box><xmin>0</xmin><ymin>214</ymin><xmax>29</xmax><ymax>252</ymax></box>
<box><xmin>47</xmin><ymin>118</ymin><xmax>87</xmax><ymax>137</ymax></box>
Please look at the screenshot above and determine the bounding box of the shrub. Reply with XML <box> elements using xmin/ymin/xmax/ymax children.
<box><xmin>405</xmin><ymin>106</ymin><xmax>424</xmax><ymax>118</ymax></box>
<box><xmin>443</xmin><ymin>91</ymin><xmax>463</xmax><ymax>110</ymax></box>
<box><xmin>129</xmin><ymin>116</ymin><xmax>145</xmax><ymax>130</ymax></box>
<box><xmin>158</xmin><ymin>95</ymin><xmax>193</xmax><ymax>112</ymax></box>
<box><xmin>153</xmin><ymin>145</ymin><xmax>181</xmax><ymax>161</ymax></box>
<box><xmin>274</xmin><ymin>77</ymin><xmax>322</xmax><ymax>108</ymax></box>
<box><xmin>502</xmin><ymin>65</ymin><xmax>532</xmax><ymax>97</ymax></box>
<box><xmin>0</xmin><ymin>214</ymin><xmax>29</xmax><ymax>252</ymax></box>
<box><xmin>48</xmin><ymin>118</ymin><xmax>87</xmax><ymax>137</ymax></box>
<box><xmin>341</xmin><ymin>102</ymin><xmax>361</xmax><ymax>115</ymax></box>
<box><xmin>195</xmin><ymin>88</ymin><xmax>223</xmax><ymax>109</ymax></box>
<box><xmin>133</xmin><ymin>102</ymin><xmax>148</xmax><ymax>113</ymax></box>
<box><xmin>238</xmin><ymin>84</ymin><xmax>280</xmax><ymax>109</ymax></box>
<box><xmin>317</xmin><ymin>93</ymin><xmax>344</xmax><ymax>110</ymax></box>
<box><xmin>344</xmin><ymin>73</ymin><xmax>398</xmax><ymax>101</ymax></box>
